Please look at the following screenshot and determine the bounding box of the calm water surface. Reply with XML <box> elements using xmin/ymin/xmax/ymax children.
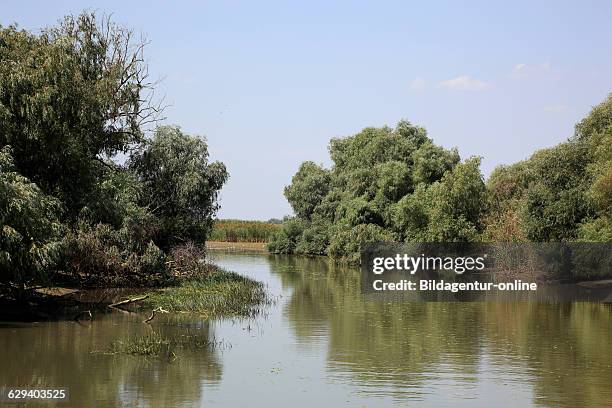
<box><xmin>1</xmin><ymin>252</ymin><xmax>611</xmax><ymax>407</ymax></box>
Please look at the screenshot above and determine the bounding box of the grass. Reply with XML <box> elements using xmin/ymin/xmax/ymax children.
<box><xmin>209</xmin><ymin>219</ymin><xmax>280</xmax><ymax>243</ymax></box>
<box><xmin>144</xmin><ymin>268</ymin><xmax>270</xmax><ymax>318</ymax></box>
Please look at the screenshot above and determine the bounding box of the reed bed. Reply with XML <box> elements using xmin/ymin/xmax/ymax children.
<box><xmin>209</xmin><ymin>219</ymin><xmax>280</xmax><ymax>243</ymax></box>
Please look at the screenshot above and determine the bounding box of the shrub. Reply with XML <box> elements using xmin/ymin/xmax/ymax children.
<box><xmin>168</xmin><ymin>242</ymin><xmax>209</xmax><ymax>278</ymax></box>
<box><xmin>61</xmin><ymin>222</ymin><xmax>170</xmax><ymax>286</ymax></box>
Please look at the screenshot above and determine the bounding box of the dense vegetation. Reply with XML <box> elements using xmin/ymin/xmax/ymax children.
<box><xmin>210</xmin><ymin>219</ymin><xmax>280</xmax><ymax>242</ymax></box>
<box><xmin>485</xmin><ymin>96</ymin><xmax>612</xmax><ymax>242</ymax></box>
<box><xmin>270</xmin><ymin>96</ymin><xmax>612</xmax><ymax>263</ymax></box>
<box><xmin>0</xmin><ymin>13</ymin><xmax>228</xmax><ymax>290</ymax></box>
<box><xmin>145</xmin><ymin>266</ymin><xmax>269</xmax><ymax>317</ymax></box>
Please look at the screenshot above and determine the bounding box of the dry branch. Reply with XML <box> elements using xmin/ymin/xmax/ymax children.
<box><xmin>108</xmin><ymin>295</ymin><xmax>149</xmax><ymax>309</ymax></box>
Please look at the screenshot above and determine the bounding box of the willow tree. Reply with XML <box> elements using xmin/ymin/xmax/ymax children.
<box><xmin>0</xmin><ymin>13</ymin><xmax>228</xmax><ymax>286</ymax></box>
<box><xmin>129</xmin><ymin>126</ymin><xmax>229</xmax><ymax>249</ymax></box>
<box><xmin>0</xmin><ymin>12</ymin><xmax>162</xmax><ymax>218</ymax></box>
<box><xmin>269</xmin><ymin>120</ymin><xmax>486</xmax><ymax>261</ymax></box>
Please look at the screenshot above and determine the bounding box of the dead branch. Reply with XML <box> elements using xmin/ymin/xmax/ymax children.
<box><xmin>108</xmin><ymin>294</ymin><xmax>149</xmax><ymax>309</ymax></box>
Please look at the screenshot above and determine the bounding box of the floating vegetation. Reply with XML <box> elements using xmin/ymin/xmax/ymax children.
<box><xmin>95</xmin><ymin>332</ymin><xmax>229</xmax><ymax>360</ymax></box>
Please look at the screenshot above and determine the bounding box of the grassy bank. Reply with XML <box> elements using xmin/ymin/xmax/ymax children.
<box><xmin>144</xmin><ymin>268</ymin><xmax>270</xmax><ymax>318</ymax></box>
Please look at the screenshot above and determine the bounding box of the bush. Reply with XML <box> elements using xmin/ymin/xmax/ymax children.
<box><xmin>0</xmin><ymin>14</ymin><xmax>228</xmax><ymax>290</ymax></box>
<box><xmin>61</xmin><ymin>222</ymin><xmax>170</xmax><ymax>286</ymax></box>
<box><xmin>168</xmin><ymin>242</ymin><xmax>209</xmax><ymax>278</ymax></box>
<box><xmin>328</xmin><ymin>224</ymin><xmax>397</xmax><ymax>264</ymax></box>
<box><xmin>129</xmin><ymin>126</ymin><xmax>228</xmax><ymax>249</ymax></box>
<box><xmin>267</xmin><ymin>218</ymin><xmax>306</xmax><ymax>254</ymax></box>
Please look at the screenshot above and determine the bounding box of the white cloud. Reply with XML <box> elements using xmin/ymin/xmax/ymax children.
<box><xmin>543</xmin><ymin>104</ymin><xmax>568</xmax><ymax>113</ymax></box>
<box><xmin>409</xmin><ymin>77</ymin><xmax>426</xmax><ymax>90</ymax></box>
<box><xmin>510</xmin><ymin>62</ymin><xmax>555</xmax><ymax>79</ymax></box>
<box><xmin>438</xmin><ymin>75</ymin><xmax>490</xmax><ymax>91</ymax></box>
<box><xmin>514</xmin><ymin>63</ymin><xmax>527</xmax><ymax>71</ymax></box>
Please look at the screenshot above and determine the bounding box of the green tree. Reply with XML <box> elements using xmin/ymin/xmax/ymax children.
<box><xmin>484</xmin><ymin>94</ymin><xmax>612</xmax><ymax>243</ymax></box>
<box><xmin>270</xmin><ymin>120</ymin><xmax>482</xmax><ymax>262</ymax></box>
<box><xmin>0</xmin><ymin>147</ymin><xmax>64</xmax><ymax>284</ymax></box>
<box><xmin>129</xmin><ymin>126</ymin><xmax>229</xmax><ymax>248</ymax></box>
<box><xmin>394</xmin><ymin>157</ymin><xmax>486</xmax><ymax>242</ymax></box>
<box><xmin>575</xmin><ymin>94</ymin><xmax>612</xmax><ymax>241</ymax></box>
<box><xmin>0</xmin><ymin>13</ymin><xmax>160</xmax><ymax>217</ymax></box>
<box><xmin>0</xmin><ymin>13</ymin><xmax>229</xmax><ymax>288</ymax></box>
<box><xmin>284</xmin><ymin>161</ymin><xmax>331</xmax><ymax>220</ymax></box>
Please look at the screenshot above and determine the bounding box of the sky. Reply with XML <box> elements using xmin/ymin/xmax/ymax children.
<box><xmin>3</xmin><ymin>1</ymin><xmax>612</xmax><ymax>220</ymax></box>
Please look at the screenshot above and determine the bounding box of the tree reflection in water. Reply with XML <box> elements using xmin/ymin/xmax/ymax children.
<box><xmin>268</xmin><ymin>255</ymin><xmax>612</xmax><ymax>407</ymax></box>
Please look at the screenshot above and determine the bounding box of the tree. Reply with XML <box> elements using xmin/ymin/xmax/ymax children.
<box><xmin>575</xmin><ymin>95</ymin><xmax>612</xmax><ymax>241</ymax></box>
<box><xmin>394</xmin><ymin>157</ymin><xmax>486</xmax><ymax>242</ymax></box>
<box><xmin>0</xmin><ymin>147</ymin><xmax>64</xmax><ymax>284</ymax></box>
<box><xmin>129</xmin><ymin>126</ymin><xmax>229</xmax><ymax>248</ymax></box>
<box><xmin>0</xmin><ymin>12</ymin><xmax>161</xmax><ymax>217</ymax></box>
<box><xmin>270</xmin><ymin>120</ymin><xmax>481</xmax><ymax>262</ymax></box>
<box><xmin>483</xmin><ymin>94</ymin><xmax>612</xmax><ymax>242</ymax></box>
<box><xmin>284</xmin><ymin>161</ymin><xmax>331</xmax><ymax>220</ymax></box>
<box><xmin>0</xmin><ymin>13</ymin><xmax>229</xmax><ymax>288</ymax></box>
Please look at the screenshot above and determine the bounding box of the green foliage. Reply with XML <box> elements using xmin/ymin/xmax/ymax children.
<box><xmin>103</xmin><ymin>331</ymin><xmax>216</xmax><ymax>358</ymax></box>
<box><xmin>145</xmin><ymin>267</ymin><xmax>269</xmax><ymax>317</ymax></box>
<box><xmin>294</xmin><ymin>222</ymin><xmax>330</xmax><ymax>255</ymax></box>
<box><xmin>274</xmin><ymin>95</ymin><xmax>612</xmax><ymax>267</ymax></box>
<box><xmin>328</xmin><ymin>224</ymin><xmax>397</xmax><ymax>264</ymax></box>
<box><xmin>209</xmin><ymin>219</ymin><xmax>280</xmax><ymax>242</ymax></box>
<box><xmin>61</xmin><ymin>222</ymin><xmax>169</xmax><ymax>286</ymax></box>
<box><xmin>576</xmin><ymin>94</ymin><xmax>612</xmax><ymax>241</ymax></box>
<box><xmin>485</xmin><ymin>94</ymin><xmax>612</xmax><ymax>243</ymax></box>
<box><xmin>0</xmin><ymin>13</ymin><xmax>228</xmax><ymax>287</ymax></box>
<box><xmin>284</xmin><ymin>161</ymin><xmax>331</xmax><ymax>220</ymax></box>
<box><xmin>0</xmin><ymin>13</ymin><xmax>153</xmax><ymax>217</ymax></box>
<box><xmin>270</xmin><ymin>121</ymin><xmax>485</xmax><ymax>262</ymax></box>
<box><xmin>129</xmin><ymin>125</ymin><xmax>229</xmax><ymax>249</ymax></box>
<box><xmin>267</xmin><ymin>218</ymin><xmax>306</xmax><ymax>254</ymax></box>
<box><xmin>0</xmin><ymin>147</ymin><xmax>65</xmax><ymax>283</ymax></box>
<box><xmin>395</xmin><ymin>157</ymin><xmax>486</xmax><ymax>242</ymax></box>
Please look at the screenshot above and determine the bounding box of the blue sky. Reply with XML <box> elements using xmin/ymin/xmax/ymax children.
<box><xmin>3</xmin><ymin>1</ymin><xmax>612</xmax><ymax>220</ymax></box>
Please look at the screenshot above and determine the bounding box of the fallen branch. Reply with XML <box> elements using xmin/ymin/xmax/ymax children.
<box><xmin>108</xmin><ymin>295</ymin><xmax>149</xmax><ymax>309</ymax></box>
<box><xmin>143</xmin><ymin>306</ymin><xmax>169</xmax><ymax>323</ymax></box>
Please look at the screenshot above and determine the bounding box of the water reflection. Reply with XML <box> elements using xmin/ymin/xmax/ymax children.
<box><xmin>0</xmin><ymin>253</ymin><xmax>610</xmax><ymax>407</ymax></box>
<box><xmin>267</xmin><ymin>255</ymin><xmax>612</xmax><ymax>407</ymax></box>
<box><xmin>0</xmin><ymin>313</ymin><xmax>222</xmax><ymax>407</ymax></box>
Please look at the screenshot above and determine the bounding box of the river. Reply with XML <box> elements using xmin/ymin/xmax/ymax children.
<box><xmin>1</xmin><ymin>252</ymin><xmax>611</xmax><ymax>407</ymax></box>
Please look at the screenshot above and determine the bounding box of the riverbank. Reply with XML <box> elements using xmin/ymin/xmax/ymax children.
<box><xmin>0</xmin><ymin>266</ymin><xmax>269</xmax><ymax>321</ymax></box>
